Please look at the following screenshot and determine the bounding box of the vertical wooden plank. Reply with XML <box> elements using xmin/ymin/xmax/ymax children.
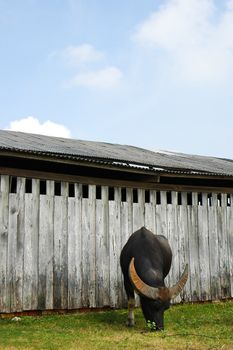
<box><xmin>198</xmin><ymin>193</ymin><xmax>211</xmax><ymax>300</ymax></box>
<box><xmin>116</xmin><ymin>187</ymin><xmax>124</xmax><ymax>308</ymax></box>
<box><xmin>167</xmin><ymin>192</ymin><xmax>180</xmax><ymax>303</ymax></box>
<box><xmin>133</xmin><ymin>189</ymin><xmax>145</xmax><ymax>232</ymax></box>
<box><xmin>120</xmin><ymin>189</ymin><xmax>130</xmax><ymax>307</ymax></box>
<box><xmin>16</xmin><ymin>177</ymin><xmax>25</xmax><ymax>312</ymax></box>
<box><xmin>88</xmin><ymin>184</ymin><xmax>96</xmax><ymax>308</ymax></box>
<box><xmin>68</xmin><ymin>183</ymin><xmax>82</xmax><ymax>309</ymax></box>
<box><xmin>171</xmin><ymin>192</ymin><xmax>179</xmax><ymax>285</ymax></box>
<box><xmin>126</xmin><ymin>187</ymin><xmax>140</xmax><ymax>307</ymax></box>
<box><xmin>31</xmin><ymin>178</ymin><xmax>40</xmax><ymax>310</ymax></box>
<box><xmin>145</xmin><ymin>190</ymin><xmax>156</xmax><ymax>233</ymax></box>
<box><xmin>218</xmin><ymin>194</ymin><xmax>231</xmax><ymax>298</ymax></box>
<box><xmin>95</xmin><ymin>186</ymin><xmax>110</xmax><ymax>307</ymax></box>
<box><xmin>132</xmin><ymin>188</ymin><xmax>144</xmax><ymax>309</ymax></box>
<box><xmin>208</xmin><ymin>193</ymin><xmax>221</xmax><ymax>300</ymax></box>
<box><xmin>127</xmin><ymin>188</ymin><xmax>133</xmax><ymax>238</ymax></box>
<box><xmin>151</xmin><ymin>190</ymin><xmax>157</xmax><ymax>233</ymax></box>
<box><xmin>165</xmin><ymin>193</ymin><xmax>172</xmax><ymax>289</ymax></box>
<box><xmin>228</xmin><ymin>194</ymin><xmax>233</xmax><ymax>297</ymax></box>
<box><xmin>53</xmin><ymin>182</ymin><xmax>68</xmax><ymax>309</ymax></box>
<box><xmin>156</xmin><ymin>191</ymin><xmax>167</xmax><ymax>237</ymax></box>
<box><xmin>188</xmin><ymin>192</ymin><xmax>201</xmax><ymax>301</ymax></box>
<box><xmin>178</xmin><ymin>192</ymin><xmax>191</xmax><ymax>301</ymax></box>
<box><xmin>120</xmin><ymin>188</ymin><xmax>134</xmax><ymax>307</ymax></box>
<box><xmin>38</xmin><ymin>180</ymin><xmax>54</xmax><ymax>310</ymax></box>
<box><xmin>8</xmin><ymin>177</ymin><xmax>25</xmax><ymax>312</ymax></box>
<box><xmin>0</xmin><ymin>175</ymin><xmax>9</xmax><ymax>312</ymax></box>
<box><xmin>109</xmin><ymin>187</ymin><xmax>121</xmax><ymax>307</ymax></box>
<box><xmin>120</xmin><ymin>189</ymin><xmax>130</xmax><ymax>249</ymax></box>
<box><xmin>8</xmin><ymin>192</ymin><xmax>18</xmax><ymax>311</ymax></box>
<box><xmin>60</xmin><ymin>182</ymin><xmax>69</xmax><ymax>308</ymax></box>
<box><xmin>82</xmin><ymin>185</ymin><xmax>96</xmax><ymax>307</ymax></box>
<box><xmin>173</xmin><ymin>192</ymin><xmax>181</xmax><ymax>302</ymax></box>
<box><xmin>81</xmin><ymin>190</ymin><xmax>88</xmax><ymax>308</ymax></box>
<box><xmin>23</xmin><ymin>179</ymin><xmax>39</xmax><ymax>310</ymax></box>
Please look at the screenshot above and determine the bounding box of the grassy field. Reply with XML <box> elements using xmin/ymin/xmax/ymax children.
<box><xmin>0</xmin><ymin>301</ymin><xmax>232</xmax><ymax>350</ymax></box>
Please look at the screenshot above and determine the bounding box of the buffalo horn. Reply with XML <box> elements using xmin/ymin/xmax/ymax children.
<box><xmin>129</xmin><ymin>257</ymin><xmax>162</xmax><ymax>300</ymax></box>
<box><xmin>168</xmin><ymin>264</ymin><xmax>189</xmax><ymax>299</ymax></box>
<box><xmin>129</xmin><ymin>258</ymin><xmax>188</xmax><ymax>301</ymax></box>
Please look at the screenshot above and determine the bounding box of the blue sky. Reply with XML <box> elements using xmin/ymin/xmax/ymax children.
<box><xmin>1</xmin><ymin>0</ymin><xmax>233</xmax><ymax>158</ymax></box>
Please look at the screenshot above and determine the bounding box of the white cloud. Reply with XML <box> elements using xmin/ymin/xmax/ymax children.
<box><xmin>62</xmin><ymin>44</ymin><xmax>104</xmax><ymax>66</ymax></box>
<box><xmin>6</xmin><ymin>116</ymin><xmax>71</xmax><ymax>138</ymax></box>
<box><xmin>134</xmin><ymin>0</ymin><xmax>214</xmax><ymax>50</ymax></box>
<box><xmin>134</xmin><ymin>0</ymin><xmax>233</xmax><ymax>83</ymax></box>
<box><xmin>65</xmin><ymin>66</ymin><xmax>123</xmax><ymax>89</ymax></box>
<box><xmin>53</xmin><ymin>43</ymin><xmax>123</xmax><ymax>89</ymax></box>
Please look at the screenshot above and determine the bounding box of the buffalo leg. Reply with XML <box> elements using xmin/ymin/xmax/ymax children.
<box><xmin>123</xmin><ymin>277</ymin><xmax>135</xmax><ymax>327</ymax></box>
<box><xmin>127</xmin><ymin>297</ymin><xmax>135</xmax><ymax>327</ymax></box>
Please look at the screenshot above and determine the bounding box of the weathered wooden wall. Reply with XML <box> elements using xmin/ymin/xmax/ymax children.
<box><xmin>0</xmin><ymin>175</ymin><xmax>233</xmax><ymax>313</ymax></box>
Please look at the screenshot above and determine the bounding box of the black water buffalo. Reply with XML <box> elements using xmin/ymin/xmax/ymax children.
<box><xmin>120</xmin><ymin>226</ymin><xmax>188</xmax><ymax>330</ymax></box>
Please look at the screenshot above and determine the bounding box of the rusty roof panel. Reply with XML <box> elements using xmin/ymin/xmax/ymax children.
<box><xmin>0</xmin><ymin>130</ymin><xmax>233</xmax><ymax>176</ymax></box>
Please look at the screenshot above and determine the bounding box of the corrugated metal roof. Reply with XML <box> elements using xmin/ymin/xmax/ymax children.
<box><xmin>0</xmin><ymin>129</ymin><xmax>233</xmax><ymax>177</ymax></box>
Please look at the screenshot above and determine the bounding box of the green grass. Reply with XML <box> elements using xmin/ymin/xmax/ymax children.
<box><xmin>0</xmin><ymin>301</ymin><xmax>233</xmax><ymax>350</ymax></box>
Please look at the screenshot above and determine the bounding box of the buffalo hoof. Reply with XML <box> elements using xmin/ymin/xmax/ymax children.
<box><xmin>156</xmin><ymin>327</ymin><xmax>164</xmax><ymax>332</ymax></box>
<box><xmin>126</xmin><ymin>319</ymin><xmax>135</xmax><ymax>327</ymax></box>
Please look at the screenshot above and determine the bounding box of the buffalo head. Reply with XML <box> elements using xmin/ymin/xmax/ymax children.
<box><xmin>129</xmin><ymin>257</ymin><xmax>188</xmax><ymax>330</ymax></box>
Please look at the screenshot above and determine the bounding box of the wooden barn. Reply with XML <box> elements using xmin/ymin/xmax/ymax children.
<box><xmin>0</xmin><ymin>129</ymin><xmax>232</xmax><ymax>314</ymax></box>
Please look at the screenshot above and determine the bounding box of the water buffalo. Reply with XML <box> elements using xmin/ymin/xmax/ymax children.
<box><xmin>120</xmin><ymin>226</ymin><xmax>188</xmax><ymax>330</ymax></box>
